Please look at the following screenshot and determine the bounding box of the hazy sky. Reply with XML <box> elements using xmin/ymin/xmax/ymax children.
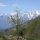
<box><xmin>0</xmin><ymin>0</ymin><xmax>40</xmax><ymax>15</ymax></box>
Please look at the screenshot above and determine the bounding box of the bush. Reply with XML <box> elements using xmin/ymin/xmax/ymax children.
<box><xmin>11</xmin><ymin>27</ymin><xmax>26</xmax><ymax>37</ymax></box>
<box><xmin>18</xmin><ymin>27</ymin><xmax>26</xmax><ymax>36</ymax></box>
<box><xmin>0</xmin><ymin>34</ymin><xmax>1</xmax><ymax>37</ymax></box>
<box><xmin>0</xmin><ymin>34</ymin><xmax>7</xmax><ymax>40</ymax></box>
<box><xmin>11</xmin><ymin>31</ymin><xmax>17</xmax><ymax>36</ymax></box>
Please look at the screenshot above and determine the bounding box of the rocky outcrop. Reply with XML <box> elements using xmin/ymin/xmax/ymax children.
<box><xmin>4</xmin><ymin>35</ymin><xmax>26</xmax><ymax>40</ymax></box>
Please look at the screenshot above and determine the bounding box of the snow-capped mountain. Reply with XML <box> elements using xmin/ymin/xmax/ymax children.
<box><xmin>20</xmin><ymin>10</ymin><xmax>40</xmax><ymax>20</ymax></box>
<box><xmin>0</xmin><ymin>10</ymin><xmax>40</xmax><ymax>30</ymax></box>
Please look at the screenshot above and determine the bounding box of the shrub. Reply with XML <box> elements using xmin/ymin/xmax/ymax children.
<box><xmin>11</xmin><ymin>27</ymin><xmax>26</xmax><ymax>37</ymax></box>
<box><xmin>0</xmin><ymin>34</ymin><xmax>1</xmax><ymax>37</ymax></box>
<box><xmin>18</xmin><ymin>27</ymin><xmax>26</xmax><ymax>36</ymax></box>
<box><xmin>11</xmin><ymin>31</ymin><xmax>17</xmax><ymax>36</ymax></box>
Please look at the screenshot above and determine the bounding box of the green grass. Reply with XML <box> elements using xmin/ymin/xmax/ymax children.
<box><xmin>26</xmin><ymin>37</ymin><xmax>40</xmax><ymax>40</ymax></box>
<box><xmin>0</xmin><ymin>37</ymin><xmax>3</xmax><ymax>40</ymax></box>
<box><xmin>27</xmin><ymin>38</ymin><xmax>35</xmax><ymax>40</ymax></box>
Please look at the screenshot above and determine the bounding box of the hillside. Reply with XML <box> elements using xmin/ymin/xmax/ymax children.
<box><xmin>26</xmin><ymin>16</ymin><xmax>40</xmax><ymax>38</ymax></box>
<box><xmin>0</xmin><ymin>16</ymin><xmax>40</xmax><ymax>40</ymax></box>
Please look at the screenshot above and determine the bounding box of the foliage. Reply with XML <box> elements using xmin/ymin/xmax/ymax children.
<box><xmin>0</xmin><ymin>34</ymin><xmax>1</xmax><ymax>37</ymax></box>
<box><xmin>11</xmin><ymin>31</ymin><xmax>17</xmax><ymax>36</ymax></box>
<box><xmin>0</xmin><ymin>34</ymin><xmax>8</xmax><ymax>40</ymax></box>
<box><xmin>18</xmin><ymin>27</ymin><xmax>26</xmax><ymax>36</ymax></box>
<box><xmin>11</xmin><ymin>27</ymin><xmax>26</xmax><ymax>37</ymax></box>
<box><xmin>27</xmin><ymin>19</ymin><xmax>39</xmax><ymax>33</ymax></box>
<box><xmin>27</xmin><ymin>37</ymin><xmax>35</xmax><ymax>40</ymax></box>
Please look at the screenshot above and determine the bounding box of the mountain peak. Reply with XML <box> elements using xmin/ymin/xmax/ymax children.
<box><xmin>0</xmin><ymin>10</ymin><xmax>40</xmax><ymax>20</ymax></box>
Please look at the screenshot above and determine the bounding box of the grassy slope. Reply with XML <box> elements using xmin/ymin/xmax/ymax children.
<box><xmin>3</xmin><ymin>16</ymin><xmax>40</xmax><ymax>40</ymax></box>
<box><xmin>26</xmin><ymin>16</ymin><xmax>40</xmax><ymax>40</ymax></box>
<box><xmin>0</xmin><ymin>37</ymin><xmax>3</xmax><ymax>40</ymax></box>
<box><xmin>10</xmin><ymin>16</ymin><xmax>40</xmax><ymax>40</ymax></box>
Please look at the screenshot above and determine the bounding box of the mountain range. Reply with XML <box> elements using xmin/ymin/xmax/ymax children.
<box><xmin>0</xmin><ymin>10</ymin><xmax>40</xmax><ymax>30</ymax></box>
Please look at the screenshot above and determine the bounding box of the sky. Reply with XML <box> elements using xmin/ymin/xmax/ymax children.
<box><xmin>0</xmin><ymin>0</ymin><xmax>40</xmax><ymax>15</ymax></box>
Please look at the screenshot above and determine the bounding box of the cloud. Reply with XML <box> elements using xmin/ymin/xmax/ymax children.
<box><xmin>0</xmin><ymin>3</ymin><xmax>7</xmax><ymax>7</ymax></box>
<box><xmin>12</xmin><ymin>4</ymin><xmax>18</xmax><ymax>6</ymax></box>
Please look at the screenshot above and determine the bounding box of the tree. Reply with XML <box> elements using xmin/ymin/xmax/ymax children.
<box><xmin>7</xmin><ymin>8</ymin><xmax>24</xmax><ymax>40</ymax></box>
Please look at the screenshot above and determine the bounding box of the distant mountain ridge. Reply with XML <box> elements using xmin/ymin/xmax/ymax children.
<box><xmin>0</xmin><ymin>10</ymin><xmax>40</xmax><ymax>30</ymax></box>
